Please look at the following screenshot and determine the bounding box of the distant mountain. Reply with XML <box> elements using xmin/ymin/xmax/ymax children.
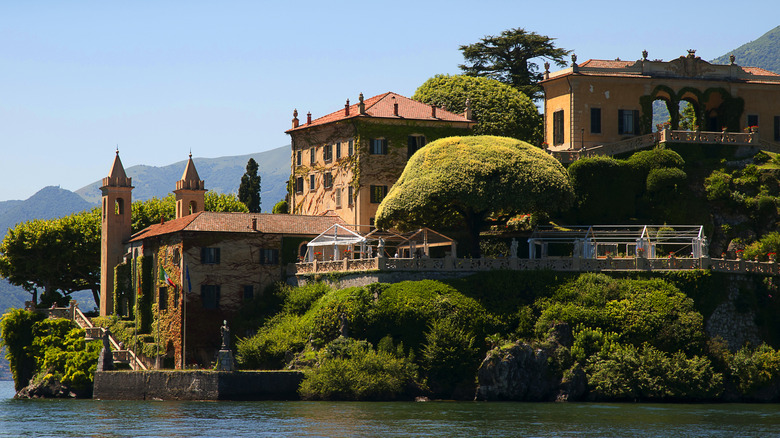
<box><xmin>76</xmin><ymin>145</ymin><xmax>291</xmax><ymax>212</ymax></box>
<box><xmin>711</xmin><ymin>26</ymin><xmax>780</xmax><ymax>73</ymax></box>
<box><xmin>0</xmin><ymin>186</ymin><xmax>96</xmax><ymax>240</ymax></box>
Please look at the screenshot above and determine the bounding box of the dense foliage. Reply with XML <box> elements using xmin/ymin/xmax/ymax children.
<box><xmin>413</xmin><ymin>75</ymin><xmax>542</xmax><ymax>144</ymax></box>
<box><xmin>375</xmin><ymin>136</ymin><xmax>573</xmax><ymax>256</ymax></box>
<box><xmin>0</xmin><ymin>309</ymin><xmax>100</xmax><ymax>393</ymax></box>
<box><xmin>235</xmin><ymin>271</ymin><xmax>780</xmax><ymax>401</ymax></box>
<box><xmin>458</xmin><ymin>28</ymin><xmax>570</xmax><ymax>99</ymax></box>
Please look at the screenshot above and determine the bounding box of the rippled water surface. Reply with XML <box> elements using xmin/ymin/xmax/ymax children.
<box><xmin>1</xmin><ymin>380</ymin><xmax>778</xmax><ymax>437</ymax></box>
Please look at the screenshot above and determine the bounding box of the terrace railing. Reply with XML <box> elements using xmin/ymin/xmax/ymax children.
<box><xmin>295</xmin><ymin>256</ymin><xmax>780</xmax><ymax>276</ymax></box>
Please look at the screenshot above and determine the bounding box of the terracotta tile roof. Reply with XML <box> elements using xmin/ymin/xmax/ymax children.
<box><xmin>286</xmin><ymin>92</ymin><xmax>472</xmax><ymax>133</ymax></box>
<box><xmin>128</xmin><ymin>211</ymin><xmax>345</xmax><ymax>242</ymax></box>
<box><xmin>743</xmin><ymin>66</ymin><xmax>780</xmax><ymax>76</ymax></box>
<box><xmin>577</xmin><ymin>59</ymin><xmax>635</xmax><ymax>69</ymax></box>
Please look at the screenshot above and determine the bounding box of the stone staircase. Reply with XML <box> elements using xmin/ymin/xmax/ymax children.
<box><xmin>74</xmin><ymin>306</ymin><xmax>148</xmax><ymax>370</ymax></box>
<box><xmin>28</xmin><ymin>301</ymin><xmax>149</xmax><ymax>370</ymax></box>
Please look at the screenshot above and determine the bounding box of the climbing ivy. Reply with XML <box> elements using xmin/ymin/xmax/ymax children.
<box><xmin>640</xmin><ymin>85</ymin><xmax>745</xmax><ymax>134</ymax></box>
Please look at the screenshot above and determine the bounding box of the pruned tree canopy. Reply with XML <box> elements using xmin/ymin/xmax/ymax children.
<box><xmin>459</xmin><ymin>28</ymin><xmax>570</xmax><ymax>99</ymax></box>
<box><xmin>413</xmin><ymin>74</ymin><xmax>542</xmax><ymax>144</ymax></box>
<box><xmin>376</xmin><ymin>136</ymin><xmax>573</xmax><ymax>256</ymax></box>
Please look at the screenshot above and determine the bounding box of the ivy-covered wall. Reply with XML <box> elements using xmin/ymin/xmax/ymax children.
<box><xmin>289</xmin><ymin>117</ymin><xmax>471</xmax><ymax>226</ymax></box>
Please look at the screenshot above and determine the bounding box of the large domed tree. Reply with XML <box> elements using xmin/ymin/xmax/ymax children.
<box><xmin>376</xmin><ymin>136</ymin><xmax>573</xmax><ymax>257</ymax></box>
<box><xmin>413</xmin><ymin>74</ymin><xmax>542</xmax><ymax>145</ymax></box>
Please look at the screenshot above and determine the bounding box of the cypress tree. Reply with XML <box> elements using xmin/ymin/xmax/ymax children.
<box><xmin>238</xmin><ymin>158</ymin><xmax>261</xmax><ymax>213</ymax></box>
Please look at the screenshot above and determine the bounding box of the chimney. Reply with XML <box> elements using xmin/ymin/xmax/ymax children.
<box><xmin>292</xmin><ymin>109</ymin><xmax>299</xmax><ymax>129</ymax></box>
<box><xmin>393</xmin><ymin>98</ymin><xmax>398</xmax><ymax>116</ymax></box>
<box><xmin>252</xmin><ymin>217</ymin><xmax>257</xmax><ymax>231</ymax></box>
<box><xmin>358</xmin><ymin>92</ymin><xmax>365</xmax><ymax>114</ymax></box>
<box><xmin>431</xmin><ymin>104</ymin><xmax>437</xmax><ymax>118</ymax></box>
<box><xmin>345</xmin><ymin>99</ymin><xmax>350</xmax><ymax>116</ymax></box>
<box><xmin>307</xmin><ymin>112</ymin><xmax>312</xmax><ymax>125</ymax></box>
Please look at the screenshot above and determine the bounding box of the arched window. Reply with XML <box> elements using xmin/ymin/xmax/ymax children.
<box><xmin>189</xmin><ymin>201</ymin><xmax>197</xmax><ymax>215</ymax></box>
<box><xmin>115</xmin><ymin>198</ymin><xmax>124</xmax><ymax>215</ymax></box>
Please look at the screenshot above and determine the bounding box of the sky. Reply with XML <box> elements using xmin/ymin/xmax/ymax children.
<box><xmin>1</xmin><ymin>0</ymin><xmax>778</xmax><ymax>201</ymax></box>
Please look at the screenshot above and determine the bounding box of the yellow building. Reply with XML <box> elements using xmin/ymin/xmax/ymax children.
<box><xmin>286</xmin><ymin>92</ymin><xmax>474</xmax><ymax>231</ymax></box>
<box><xmin>541</xmin><ymin>50</ymin><xmax>780</xmax><ymax>151</ymax></box>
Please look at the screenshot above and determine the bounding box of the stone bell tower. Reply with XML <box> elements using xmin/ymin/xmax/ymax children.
<box><xmin>100</xmin><ymin>151</ymin><xmax>133</xmax><ymax>316</ymax></box>
<box><xmin>174</xmin><ymin>153</ymin><xmax>206</xmax><ymax>219</ymax></box>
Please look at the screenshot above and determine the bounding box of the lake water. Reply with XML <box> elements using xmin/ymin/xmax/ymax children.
<box><xmin>1</xmin><ymin>380</ymin><xmax>778</xmax><ymax>437</ymax></box>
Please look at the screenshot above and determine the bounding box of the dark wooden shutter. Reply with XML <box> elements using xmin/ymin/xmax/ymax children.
<box><xmin>633</xmin><ymin>110</ymin><xmax>640</xmax><ymax>135</ymax></box>
<box><xmin>215</xmin><ymin>248</ymin><xmax>221</xmax><ymax>264</ymax></box>
<box><xmin>618</xmin><ymin>110</ymin><xmax>624</xmax><ymax>134</ymax></box>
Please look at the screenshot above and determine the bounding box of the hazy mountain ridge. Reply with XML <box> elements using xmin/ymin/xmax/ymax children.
<box><xmin>75</xmin><ymin>145</ymin><xmax>291</xmax><ymax>211</ymax></box>
<box><xmin>0</xmin><ymin>186</ymin><xmax>96</xmax><ymax>241</ymax></box>
<box><xmin>711</xmin><ymin>26</ymin><xmax>780</xmax><ymax>73</ymax></box>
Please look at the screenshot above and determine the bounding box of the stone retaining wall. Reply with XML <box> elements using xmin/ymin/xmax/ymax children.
<box><xmin>93</xmin><ymin>370</ymin><xmax>303</xmax><ymax>400</ymax></box>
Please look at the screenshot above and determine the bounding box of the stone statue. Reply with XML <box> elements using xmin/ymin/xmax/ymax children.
<box><xmin>220</xmin><ymin>320</ymin><xmax>230</xmax><ymax>350</ymax></box>
<box><xmin>96</xmin><ymin>328</ymin><xmax>114</xmax><ymax>371</ymax></box>
<box><xmin>510</xmin><ymin>238</ymin><xmax>518</xmax><ymax>258</ymax></box>
<box><xmin>378</xmin><ymin>238</ymin><xmax>385</xmax><ymax>258</ymax></box>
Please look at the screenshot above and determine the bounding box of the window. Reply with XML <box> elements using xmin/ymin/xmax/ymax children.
<box><xmin>618</xmin><ymin>109</ymin><xmax>640</xmax><ymax>135</ymax></box>
<box><xmin>260</xmin><ymin>248</ymin><xmax>279</xmax><ymax>265</ymax></box>
<box><xmin>348</xmin><ymin>139</ymin><xmax>354</xmax><ymax>156</ymax></box>
<box><xmin>295</xmin><ymin>177</ymin><xmax>304</xmax><ymax>193</ymax></box>
<box><xmin>324</xmin><ymin>144</ymin><xmax>333</xmax><ymax>162</ymax></box>
<box><xmin>309</xmin><ymin>174</ymin><xmax>315</xmax><ymax>191</ymax></box>
<box><xmin>335</xmin><ymin>142</ymin><xmax>342</xmax><ymax>159</ymax></box>
<box><xmin>201</xmin><ymin>285</ymin><xmax>221</xmax><ymax>309</ymax></box>
<box><xmin>748</xmin><ymin>114</ymin><xmax>759</xmax><ymax>128</ymax></box>
<box><xmin>553</xmin><ymin>110</ymin><xmax>564</xmax><ymax>145</ymax></box>
<box><xmin>159</xmin><ymin>286</ymin><xmax>168</xmax><ymax>311</ymax></box>
<box><xmin>296</xmin><ymin>150</ymin><xmax>302</xmax><ymax>166</ymax></box>
<box><xmin>243</xmin><ymin>285</ymin><xmax>254</xmax><ymax>301</ymax></box>
<box><xmin>324</xmin><ymin>172</ymin><xmax>333</xmax><ymax>189</ymax></box>
<box><xmin>590</xmin><ymin>108</ymin><xmax>602</xmax><ymax>134</ymax></box>
<box><xmin>310</xmin><ymin>147</ymin><xmax>316</xmax><ymax>165</ymax></box>
<box><xmin>407</xmin><ymin>135</ymin><xmax>426</xmax><ymax>158</ymax></box>
<box><xmin>370</xmin><ymin>185</ymin><xmax>388</xmax><ymax>203</ymax></box>
<box><xmin>370</xmin><ymin>138</ymin><xmax>387</xmax><ymax>155</ymax></box>
<box><xmin>348</xmin><ymin>186</ymin><xmax>354</xmax><ymax>206</ymax></box>
<box><xmin>775</xmin><ymin>116</ymin><xmax>780</xmax><ymax>141</ymax></box>
<box><xmin>335</xmin><ymin>188</ymin><xmax>341</xmax><ymax>209</ymax></box>
<box><xmin>201</xmin><ymin>247</ymin><xmax>220</xmax><ymax>264</ymax></box>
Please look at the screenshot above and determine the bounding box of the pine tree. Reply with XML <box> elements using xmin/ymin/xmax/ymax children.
<box><xmin>238</xmin><ymin>158</ymin><xmax>261</xmax><ymax>213</ymax></box>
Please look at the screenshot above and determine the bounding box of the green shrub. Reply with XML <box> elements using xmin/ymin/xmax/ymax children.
<box><xmin>626</xmin><ymin>148</ymin><xmax>685</xmax><ymax>172</ymax></box>
<box><xmin>743</xmin><ymin>232</ymin><xmax>780</xmax><ymax>261</ymax></box>
<box><xmin>299</xmin><ymin>338</ymin><xmax>418</xmax><ymax>401</ymax></box>
<box><xmin>236</xmin><ymin>313</ymin><xmax>311</xmax><ymax>369</ymax></box>
<box><xmin>586</xmin><ymin>343</ymin><xmax>722</xmax><ymax>401</ymax></box>
<box><xmin>646</xmin><ymin>167</ymin><xmax>687</xmax><ymax>193</ymax></box>
<box><xmin>704</xmin><ymin>170</ymin><xmax>732</xmax><ymax>201</ymax></box>
<box><xmin>281</xmin><ymin>282</ymin><xmax>333</xmax><ymax>315</ymax></box>
<box><xmin>728</xmin><ymin>344</ymin><xmax>780</xmax><ymax>395</ymax></box>
<box><xmin>271</xmin><ymin>200</ymin><xmax>288</xmax><ymax>214</ymax></box>
<box><xmin>535</xmin><ymin>274</ymin><xmax>706</xmax><ymax>354</ymax></box>
<box><xmin>0</xmin><ymin>309</ymin><xmax>44</xmax><ymax>391</ymax></box>
<box><xmin>421</xmin><ymin>317</ymin><xmax>480</xmax><ymax>397</ymax></box>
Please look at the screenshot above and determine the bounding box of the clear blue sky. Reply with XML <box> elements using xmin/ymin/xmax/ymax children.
<box><xmin>1</xmin><ymin>0</ymin><xmax>777</xmax><ymax>201</ymax></box>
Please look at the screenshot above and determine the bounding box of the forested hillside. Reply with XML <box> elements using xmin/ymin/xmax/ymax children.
<box><xmin>712</xmin><ymin>26</ymin><xmax>780</xmax><ymax>73</ymax></box>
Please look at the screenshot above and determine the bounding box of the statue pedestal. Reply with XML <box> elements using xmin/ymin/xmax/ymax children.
<box><xmin>216</xmin><ymin>350</ymin><xmax>234</xmax><ymax>371</ymax></box>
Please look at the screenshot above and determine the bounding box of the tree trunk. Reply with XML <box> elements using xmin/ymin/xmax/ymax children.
<box><xmin>463</xmin><ymin>210</ymin><xmax>487</xmax><ymax>258</ymax></box>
